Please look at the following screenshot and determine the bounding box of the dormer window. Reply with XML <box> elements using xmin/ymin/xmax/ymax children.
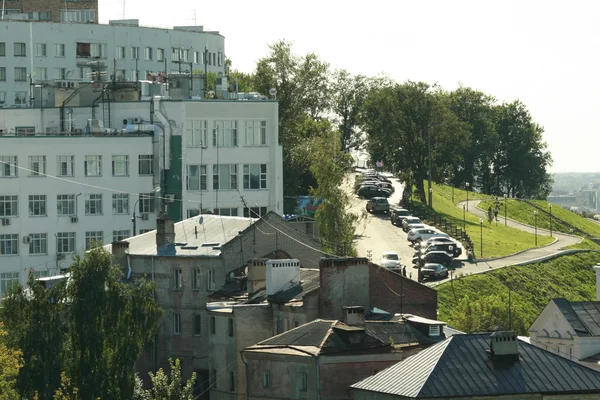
<box><xmin>429</xmin><ymin>325</ymin><xmax>441</xmax><ymax>337</ymax></box>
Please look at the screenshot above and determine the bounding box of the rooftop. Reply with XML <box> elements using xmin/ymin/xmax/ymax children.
<box><xmin>552</xmin><ymin>298</ymin><xmax>600</xmax><ymax>337</ymax></box>
<box><xmin>351</xmin><ymin>333</ymin><xmax>600</xmax><ymax>398</ymax></box>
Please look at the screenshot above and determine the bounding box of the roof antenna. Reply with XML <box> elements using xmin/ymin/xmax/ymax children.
<box><xmin>508</xmin><ymin>289</ymin><xmax>512</xmax><ymax>331</ymax></box>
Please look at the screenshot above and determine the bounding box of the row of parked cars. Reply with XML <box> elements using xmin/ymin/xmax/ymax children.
<box><xmin>354</xmin><ymin>169</ymin><xmax>395</xmax><ymax>199</ymax></box>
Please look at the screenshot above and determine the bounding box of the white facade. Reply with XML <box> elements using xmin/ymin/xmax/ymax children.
<box><xmin>0</xmin><ymin>19</ymin><xmax>225</xmax><ymax>107</ymax></box>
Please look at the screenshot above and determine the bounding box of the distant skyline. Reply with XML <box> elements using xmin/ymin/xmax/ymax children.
<box><xmin>100</xmin><ymin>0</ymin><xmax>599</xmax><ymax>173</ymax></box>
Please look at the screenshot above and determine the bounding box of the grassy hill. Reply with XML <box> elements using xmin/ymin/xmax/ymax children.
<box><xmin>436</xmin><ymin>252</ymin><xmax>600</xmax><ymax>334</ymax></box>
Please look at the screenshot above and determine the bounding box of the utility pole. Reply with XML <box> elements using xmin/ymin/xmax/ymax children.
<box><xmin>427</xmin><ymin>128</ymin><xmax>432</xmax><ymax>208</ymax></box>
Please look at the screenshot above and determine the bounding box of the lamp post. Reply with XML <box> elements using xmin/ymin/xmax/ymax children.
<box><xmin>132</xmin><ymin>186</ymin><xmax>161</xmax><ymax>236</ymax></box>
<box><xmin>549</xmin><ymin>203</ymin><xmax>553</xmax><ymax>237</ymax></box>
<box><xmin>466</xmin><ymin>182</ymin><xmax>470</xmax><ymax>211</ymax></box>
<box><xmin>463</xmin><ymin>204</ymin><xmax>466</xmax><ymax>231</ymax></box>
<box><xmin>534</xmin><ymin>211</ymin><xmax>538</xmax><ymax>247</ymax></box>
<box><xmin>479</xmin><ymin>218</ymin><xmax>483</xmax><ymax>257</ymax></box>
<box><xmin>504</xmin><ymin>194</ymin><xmax>508</xmax><ymax>226</ymax></box>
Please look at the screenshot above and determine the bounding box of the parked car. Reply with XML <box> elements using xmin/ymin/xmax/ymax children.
<box><xmin>412</xmin><ymin>251</ymin><xmax>453</xmax><ymax>266</ymax></box>
<box><xmin>390</xmin><ymin>208</ymin><xmax>411</xmax><ymax>226</ymax></box>
<box><xmin>413</xmin><ymin>237</ymin><xmax>457</xmax><ymax>251</ymax></box>
<box><xmin>407</xmin><ymin>228</ymin><xmax>448</xmax><ymax>243</ymax></box>
<box><xmin>402</xmin><ymin>217</ymin><xmax>423</xmax><ymax>232</ymax></box>
<box><xmin>379</xmin><ymin>251</ymin><xmax>401</xmax><ymax>271</ymax></box>
<box><xmin>425</xmin><ymin>243</ymin><xmax>462</xmax><ymax>258</ymax></box>
<box><xmin>366</xmin><ymin>197</ymin><xmax>390</xmax><ymax>213</ymax></box>
<box><xmin>420</xmin><ymin>263</ymin><xmax>449</xmax><ymax>280</ymax></box>
<box><xmin>358</xmin><ymin>186</ymin><xmax>392</xmax><ymax>199</ymax></box>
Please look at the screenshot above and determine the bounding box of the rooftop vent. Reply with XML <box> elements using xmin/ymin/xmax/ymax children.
<box><xmin>489</xmin><ymin>331</ymin><xmax>519</xmax><ymax>361</ymax></box>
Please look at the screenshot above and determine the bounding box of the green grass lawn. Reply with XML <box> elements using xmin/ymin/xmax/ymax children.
<box><xmin>419</xmin><ymin>183</ymin><xmax>554</xmax><ymax>258</ymax></box>
<box><xmin>479</xmin><ymin>199</ymin><xmax>600</xmax><ymax>237</ymax></box>
<box><xmin>436</xmin><ymin>252</ymin><xmax>600</xmax><ymax>334</ymax></box>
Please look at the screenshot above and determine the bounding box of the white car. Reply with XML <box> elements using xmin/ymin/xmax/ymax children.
<box><xmin>407</xmin><ymin>228</ymin><xmax>448</xmax><ymax>243</ymax></box>
<box><xmin>379</xmin><ymin>252</ymin><xmax>401</xmax><ymax>271</ymax></box>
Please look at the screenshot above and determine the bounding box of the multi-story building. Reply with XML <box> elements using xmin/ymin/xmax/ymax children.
<box><xmin>0</xmin><ymin>18</ymin><xmax>225</xmax><ymax>107</ymax></box>
<box><xmin>0</xmin><ymin>0</ymin><xmax>98</xmax><ymax>23</ymax></box>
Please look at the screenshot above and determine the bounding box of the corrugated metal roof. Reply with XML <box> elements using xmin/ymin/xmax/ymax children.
<box><xmin>351</xmin><ymin>334</ymin><xmax>600</xmax><ymax>397</ymax></box>
<box><xmin>365</xmin><ymin>321</ymin><xmax>435</xmax><ymax>346</ymax></box>
<box><xmin>553</xmin><ymin>298</ymin><xmax>590</xmax><ymax>336</ymax></box>
<box><xmin>259</xmin><ymin>319</ymin><xmax>335</xmax><ymax>347</ymax></box>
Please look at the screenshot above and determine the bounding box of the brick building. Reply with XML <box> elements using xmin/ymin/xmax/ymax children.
<box><xmin>1</xmin><ymin>0</ymin><xmax>98</xmax><ymax>22</ymax></box>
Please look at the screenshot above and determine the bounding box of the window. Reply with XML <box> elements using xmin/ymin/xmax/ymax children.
<box><xmin>0</xmin><ymin>235</ymin><xmax>18</xmax><ymax>256</ymax></box>
<box><xmin>228</xmin><ymin>318</ymin><xmax>234</xmax><ymax>337</ymax></box>
<box><xmin>173</xmin><ymin>313</ymin><xmax>181</xmax><ymax>335</ymax></box>
<box><xmin>243</xmin><ymin>164</ymin><xmax>267</xmax><ymax>189</ymax></box>
<box><xmin>78</xmin><ymin>66</ymin><xmax>92</xmax><ymax>79</ymax></box>
<box><xmin>14</xmin><ymin>67</ymin><xmax>27</xmax><ymax>82</ymax></box>
<box><xmin>112</xmin><ymin>155</ymin><xmax>129</xmax><ymax>176</ymax></box>
<box><xmin>139</xmin><ymin>155</ymin><xmax>153</xmax><ymax>175</ymax></box>
<box><xmin>90</xmin><ymin>43</ymin><xmax>106</xmax><ymax>58</ymax></box>
<box><xmin>186</xmin><ymin>165</ymin><xmax>207</xmax><ymax>191</ymax></box>
<box><xmin>85</xmin><ymin>194</ymin><xmax>102</xmax><ymax>215</ymax></box>
<box><xmin>14</xmin><ymin>92</ymin><xmax>27</xmax><ymax>105</ymax></box>
<box><xmin>0</xmin><ymin>67</ymin><xmax>5</xmax><ymax>81</ymax></box>
<box><xmin>218</xmin><ymin>52</ymin><xmax>223</xmax><ymax>66</ymax></box>
<box><xmin>14</xmin><ymin>43</ymin><xmax>26</xmax><ymax>57</ymax></box>
<box><xmin>186</xmin><ymin>120</ymin><xmax>208</xmax><ymax>147</ymax></box>
<box><xmin>193</xmin><ymin>315</ymin><xmax>201</xmax><ymax>335</ymax></box>
<box><xmin>85</xmin><ymin>231</ymin><xmax>103</xmax><ymax>249</ymax></box>
<box><xmin>193</xmin><ymin>51</ymin><xmax>200</xmax><ymax>64</ymax></box>
<box><xmin>113</xmin><ymin>69</ymin><xmax>125</xmax><ymax>81</ymax></box>
<box><xmin>56</xmin><ymin>195</ymin><xmax>75</xmax><ymax>216</ymax></box>
<box><xmin>213</xmin><ymin>164</ymin><xmax>238</xmax><ymax>190</ymax></box>
<box><xmin>171</xmin><ymin>48</ymin><xmax>180</xmax><ymax>62</ymax></box>
<box><xmin>33</xmin><ymin>270</ymin><xmax>49</xmax><ymax>278</ymax></box>
<box><xmin>54</xmin><ymin>68</ymin><xmax>67</xmax><ymax>80</ymax></box>
<box><xmin>35</xmin><ymin>43</ymin><xmax>46</xmax><ymax>57</ymax></box>
<box><xmin>229</xmin><ymin>371</ymin><xmax>235</xmax><ymax>392</ymax></box>
<box><xmin>112</xmin><ymin>194</ymin><xmax>129</xmax><ymax>214</ymax></box>
<box><xmin>245</xmin><ymin>121</ymin><xmax>267</xmax><ymax>146</ymax></box>
<box><xmin>180</xmin><ymin>49</ymin><xmax>188</xmax><ymax>62</ymax></box>
<box><xmin>192</xmin><ymin>268</ymin><xmax>201</xmax><ymax>290</ymax></box>
<box><xmin>243</xmin><ymin>207</ymin><xmax>267</xmax><ymax>218</ymax></box>
<box><xmin>28</xmin><ymin>195</ymin><xmax>46</xmax><ymax>217</ymax></box>
<box><xmin>0</xmin><ymin>92</ymin><xmax>5</xmax><ymax>104</ymax></box>
<box><xmin>112</xmin><ymin>230</ymin><xmax>130</xmax><ymax>242</ymax></box>
<box><xmin>0</xmin><ymin>42</ymin><xmax>4</xmax><ymax>56</ymax></box>
<box><xmin>84</xmin><ymin>155</ymin><xmax>102</xmax><ymax>176</ymax></box>
<box><xmin>138</xmin><ymin>193</ymin><xmax>155</xmax><ymax>213</ymax></box>
<box><xmin>144</xmin><ymin>47</ymin><xmax>153</xmax><ymax>60</ymax></box>
<box><xmin>157</xmin><ymin>48</ymin><xmax>165</xmax><ymax>61</ymax></box>
<box><xmin>28</xmin><ymin>156</ymin><xmax>46</xmax><ymax>176</ymax></box>
<box><xmin>300</xmin><ymin>372</ymin><xmax>307</xmax><ymax>391</ymax></box>
<box><xmin>263</xmin><ymin>370</ymin><xmax>270</xmax><ymax>388</ymax></box>
<box><xmin>57</xmin><ymin>155</ymin><xmax>74</xmax><ymax>177</ymax></box>
<box><xmin>29</xmin><ymin>233</ymin><xmax>47</xmax><ymax>255</ymax></box>
<box><xmin>0</xmin><ymin>196</ymin><xmax>18</xmax><ymax>217</ymax></box>
<box><xmin>173</xmin><ymin>268</ymin><xmax>182</xmax><ymax>289</ymax></box>
<box><xmin>210</xmin><ymin>316</ymin><xmax>215</xmax><ymax>334</ymax></box>
<box><xmin>131</xmin><ymin>70</ymin><xmax>139</xmax><ymax>82</ymax></box>
<box><xmin>34</xmin><ymin>67</ymin><xmax>47</xmax><ymax>81</ymax></box>
<box><xmin>216</xmin><ymin>208</ymin><xmax>238</xmax><ymax>216</ymax></box>
<box><xmin>116</xmin><ymin>46</ymin><xmax>125</xmax><ymax>59</ymax></box>
<box><xmin>131</xmin><ymin>46</ymin><xmax>139</xmax><ymax>60</ymax></box>
<box><xmin>213</xmin><ymin>121</ymin><xmax>238</xmax><ymax>147</ymax></box>
<box><xmin>207</xmin><ymin>269</ymin><xmax>215</xmax><ymax>290</ymax></box>
<box><xmin>0</xmin><ymin>156</ymin><xmax>17</xmax><ymax>177</ymax></box>
<box><xmin>61</xmin><ymin>10</ymin><xmax>96</xmax><ymax>22</ymax></box>
<box><xmin>56</xmin><ymin>232</ymin><xmax>75</xmax><ymax>254</ymax></box>
<box><xmin>429</xmin><ymin>325</ymin><xmax>441</xmax><ymax>336</ymax></box>
<box><xmin>55</xmin><ymin>43</ymin><xmax>65</xmax><ymax>57</ymax></box>
<box><xmin>0</xmin><ymin>273</ymin><xmax>19</xmax><ymax>296</ymax></box>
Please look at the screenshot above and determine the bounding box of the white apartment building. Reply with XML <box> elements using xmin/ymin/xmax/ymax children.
<box><xmin>0</xmin><ymin>97</ymin><xmax>283</xmax><ymax>291</ymax></box>
<box><xmin>0</xmin><ymin>18</ymin><xmax>225</xmax><ymax>107</ymax></box>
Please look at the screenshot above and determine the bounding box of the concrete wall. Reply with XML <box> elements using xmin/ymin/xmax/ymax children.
<box><xmin>245</xmin><ymin>353</ymin><xmax>315</xmax><ymax>400</ymax></box>
<box><xmin>273</xmin><ymin>290</ymin><xmax>319</xmax><ymax>334</ymax></box>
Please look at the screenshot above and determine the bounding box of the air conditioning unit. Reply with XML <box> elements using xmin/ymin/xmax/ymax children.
<box><xmin>165</xmin><ymin>194</ymin><xmax>175</xmax><ymax>203</ymax></box>
<box><xmin>70</xmin><ymin>216</ymin><xmax>78</xmax><ymax>223</ymax></box>
<box><xmin>68</xmin><ymin>81</ymin><xmax>76</xmax><ymax>88</ymax></box>
<box><xmin>1</xmin><ymin>218</ymin><xmax>10</xmax><ymax>226</ymax></box>
<box><xmin>140</xmin><ymin>213</ymin><xmax>149</xmax><ymax>221</ymax></box>
<box><xmin>23</xmin><ymin>235</ymin><xmax>31</xmax><ymax>244</ymax></box>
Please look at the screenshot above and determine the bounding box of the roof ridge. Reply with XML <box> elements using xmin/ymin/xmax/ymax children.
<box><xmin>414</xmin><ymin>336</ymin><xmax>454</xmax><ymax>395</ymax></box>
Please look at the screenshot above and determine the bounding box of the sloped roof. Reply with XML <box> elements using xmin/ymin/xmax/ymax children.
<box><xmin>553</xmin><ymin>298</ymin><xmax>600</xmax><ymax>337</ymax></box>
<box><xmin>351</xmin><ymin>334</ymin><xmax>600</xmax><ymax>398</ymax></box>
<box><xmin>365</xmin><ymin>321</ymin><xmax>435</xmax><ymax>347</ymax></box>
<box><xmin>267</xmin><ymin>268</ymin><xmax>320</xmax><ymax>304</ymax></box>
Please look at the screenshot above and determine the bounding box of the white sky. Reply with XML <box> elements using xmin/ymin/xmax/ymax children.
<box><xmin>100</xmin><ymin>0</ymin><xmax>600</xmax><ymax>173</ymax></box>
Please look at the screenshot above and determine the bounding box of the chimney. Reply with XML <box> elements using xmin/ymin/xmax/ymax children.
<box><xmin>266</xmin><ymin>259</ymin><xmax>300</xmax><ymax>295</ymax></box>
<box><xmin>489</xmin><ymin>331</ymin><xmax>519</xmax><ymax>361</ymax></box>
<box><xmin>319</xmin><ymin>257</ymin><xmax>370</xmax><ymax>320</ymax></box>
<box><xmin>247</xmin><ymin>258</ymin><xmax>267</xmax><ymax>294</ymax></box>
<box><xmin>342</xmin><ymin>306</ymin><xmax>365</xmax><ymax>326</ymax></box>
<box><xmin>156</xmin><ymin>213</ymin><xmax>176</xmax><ymax>256</ymax></box>
<box><xmin>111</xmin><ymin>241</ymin><xmax>130</xmax><ymax>267</ymax></box>
<box><xmin>594</xmin><ymin>263</ymin><xmax>600</xmax><ymax>301</ymax></box>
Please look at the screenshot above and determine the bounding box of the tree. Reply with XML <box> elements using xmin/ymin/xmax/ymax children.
<box><xmin>65</xmin><ymin>246</ymin><xmax>162</xmax><ymax>400</ymax></box>
<box><xmin>331</xmin><ymin>69</ymin><xmax>368</xmax><ymax>152</ymax></box>
<box><xmin>133</xmin><ymin>359</ymin><xmax>196</xmax><ymax>400</ymax></box>
<box><xmin>0</xmin><ymin>323</ymin><xmax>22</xmax><ymax>400</ymax></box>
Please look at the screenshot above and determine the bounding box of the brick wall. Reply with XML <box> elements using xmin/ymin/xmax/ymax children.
<box><xmin>11</xmin><ymin>0</ymin><xmax>98</xmax><ymax>22</ymax></box>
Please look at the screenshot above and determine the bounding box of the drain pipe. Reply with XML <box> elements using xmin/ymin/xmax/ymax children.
<box><xmin>315</xmin><ymin>356</ymin><xmax>321</xmax><ymax>400</ymax></box>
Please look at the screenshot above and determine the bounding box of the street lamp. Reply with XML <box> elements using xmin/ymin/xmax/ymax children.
<box><xmin>463</xmin><ymin>204</ymin><xmax>466</xmax><ymax>231</ymax></box>
<box><xmin>534</xmin><ymin>211</ymin><xmax>538</xmax><ymax>247</ymax></box>
<box><xmin>549</xmin><ymin>203</ymin><xmax>553</xmax><ymax>237</ymax></box>
<box><xmin>429</xmin><ymin>188</ymin><xmax>433</xmax><ymax>208</ymax></box>
<box><xmin>466</xmin><ymin>182</ymin><xmax>470</xmax><ymax>211</ymax></box>
<box><xmin>479</xmin><ymin>218</ymin><xmax>483</xmax><ymax>257</ymax></box>
<box><xmin>132</xmin><ymin>186</ymin><xmax>161</xmax><ymax>236</ymax></box>
<box><xmin>504</xmin><ymin>194</ymin><xmax>508</xmax><ymax>226</ymax></box>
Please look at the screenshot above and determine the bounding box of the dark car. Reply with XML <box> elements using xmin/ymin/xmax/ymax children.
<box><xmin>390</xmin><ymin>208</ymin><xmax>411</xmax><ymax>226</ymax></box>
<box><xmin>425</xmin><ymin>243</ymin><xmax>462</xmax><ymax>258</ymax></box>
<box><xmin>412</xmin><ymin>251</ymin><xmax>453</xmax><ymax>267</ymax></box>
<box><xmin>420</xmin><ymin>263</ymin><xmax>449</xmax><ymax>281</ymax></box>
<box><xmin>357</xmin><ymin>185</ymin><xmax>392</xmax><ymax>199</ymax></box>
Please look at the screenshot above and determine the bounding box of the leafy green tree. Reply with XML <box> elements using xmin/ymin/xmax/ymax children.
<box><xmin>0</xmin><ymin>323</ymin><xmax>22</xmax><ymax>400</ymax></box>
<box><xmin>331</xmin><ymin>69</ymin><xmax>368</xmax><ymax>152</ymax></box>
<box><xmin>133</xmin><ymin>359</ymin><xmax>196</xmax><ymax>400</ymax></box>
<box><xmin>51</xmin><ymin>373</ymin><xmax>81</xmax><ymax>400</ymax></box>
<box><xmin>65</xmin><ymin>246</ymin><xmax>162</xmax><ymax>400</ymax></box>
<box><xmin>228</xmin><ymin>69</ymin><xmax>255</xmax><ymax>92</ymax></box>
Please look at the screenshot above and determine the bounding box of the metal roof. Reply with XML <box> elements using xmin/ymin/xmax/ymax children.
<box><xmin>257</xmin><ymin>319</ymin><xmax>336</xmax><ymax>347</ymax></box>
<box><xmin>553</xmin><ymin>299</ymin><xmax>600</xmax><ymax>337</ymax></box>
<box><xmin>365</xmin><ymin>321</ymin><xmax>436</xmax><ymax>347</ymax></box>
<box><xmin>351</xmin><ymin>333</ymin><xmax>600</xmax><ymax>397</ymax></box>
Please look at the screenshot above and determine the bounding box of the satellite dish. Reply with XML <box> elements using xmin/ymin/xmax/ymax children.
<box><xmin>269</xmin><ymin>88</ymin><xmax>277</xmax><ymax>97</ymax></box>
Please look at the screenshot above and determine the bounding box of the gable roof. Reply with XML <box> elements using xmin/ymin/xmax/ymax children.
<box><xmin>553</xmin><ymin>298</ymin><xmax>600</xmax><ymax>337</ymax></box>
<box><xmin>351</xmin><ymin>333</ymin><xmax>600</xmax><ymax>398</ymax></box>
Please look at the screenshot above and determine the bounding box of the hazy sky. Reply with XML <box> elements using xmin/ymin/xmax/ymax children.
<box><xmin>100</xmin><ymin>0</ymin><xmax>599</xmax><ymax>173</ymax></box>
